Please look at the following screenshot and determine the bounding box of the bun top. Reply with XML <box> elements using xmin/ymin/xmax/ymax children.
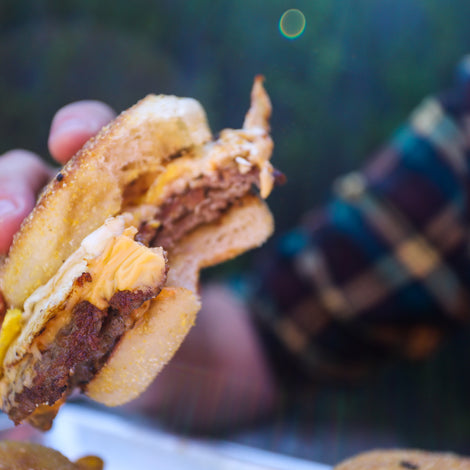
<box><xmin>1</xmin><ymin>95</ymin><xmax>211</xmax><ymax>308</ymax></box>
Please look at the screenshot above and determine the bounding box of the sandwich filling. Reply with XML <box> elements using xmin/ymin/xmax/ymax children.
<box><xmin>0</xmin><ymin>215</ymin><xmax>168</xmax><ymax>424</ymax></box>
<box><xmin>135</xmin><ymin>166</ymin><xmax>263</xmax><ymax>249</ymax></box>
<box><xmin>125</xmin><ymin>126</ymin><xmax>282</xmax><ymax>250</ymax></box>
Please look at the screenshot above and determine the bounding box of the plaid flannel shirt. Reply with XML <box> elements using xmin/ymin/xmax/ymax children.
<box><xmin>249</xmin><ymin>60</ymin><xmax>470</xmax><ymax>382</ymax></box>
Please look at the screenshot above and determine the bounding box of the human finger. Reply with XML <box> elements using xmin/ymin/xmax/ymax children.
<box><xmin>0</xmin><ymin>150</ymin><xmax>54</xmax><ymax>255</ymax></box>
<box><xmin>48</xmin><ymin>101</ymin><xmax>116</xmax><ymax>164</ymax></box>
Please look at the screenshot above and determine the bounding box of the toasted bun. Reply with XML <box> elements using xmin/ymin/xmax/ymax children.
<box><xmin>1</xmin><ymin>95</ymin><xmax>211</xmax><ymax>308</ymax></box>
<box><xmin>0</xmin><ymin>440</ymin><xmax>103</xmax><ymax>470</ymax></box>
<box><xmin>86</xmin><ymin>195</ymin><xmax>273</xmax><ymax>405</ymax></box>
<box><xmin>334</xmin><ymin>450</ymin><xmax>470</xmax><ymax>470</ymax></box>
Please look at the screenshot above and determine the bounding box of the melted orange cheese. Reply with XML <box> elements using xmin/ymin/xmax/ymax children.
<box><xmin>0</xmin><ymin>219</ymin><xmax>167</xmax><ymax>373</ymax></box>
<box><xmin>144</xmin><ymin>159</ymin><xmax>189</xmax><ymax>206</ymax></box>
<box><xmin>85</xmin><ymin>227</ymin><xmax>166</xmax><ymax>309</ymax></box>
<box><xmin>0</xmin><ymin>309</ymin><xmax>22</xmax><ymax>366</ymax></box>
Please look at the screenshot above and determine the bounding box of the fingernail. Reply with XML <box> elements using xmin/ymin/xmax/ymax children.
<box><xmin>0</xmin><ymin>199</ymin><xmax>16</xmax><ymax>220</ymax></box>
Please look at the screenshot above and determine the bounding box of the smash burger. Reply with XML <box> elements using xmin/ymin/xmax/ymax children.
<box><xmin>0</xmin><ymin>77</ymin><xmax>281</xmax><ymax>430</ymax></box>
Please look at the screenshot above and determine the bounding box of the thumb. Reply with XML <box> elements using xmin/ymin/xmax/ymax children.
<box><xmin>0</xmin><ymin>150</ymin><xmax>54</xmax><ymax>255</ymax></box>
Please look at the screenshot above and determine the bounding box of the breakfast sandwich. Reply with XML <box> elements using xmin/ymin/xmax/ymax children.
<box><xmin>0</xmin><ymin>76</ymin><xmax>280</xmax><ymax>429</ymax></box>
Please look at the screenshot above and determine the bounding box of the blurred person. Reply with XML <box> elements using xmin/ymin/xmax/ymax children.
<box><xmin>2</xmin><ymin>58</ymin><xmax>470</xmax><ymax>432</ymax></box>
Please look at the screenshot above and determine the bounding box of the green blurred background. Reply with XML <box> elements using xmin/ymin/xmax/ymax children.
<box><xmin>2</xmin><ymin>0</ymin><xmax>470</xmax><ymax>233</ymax></box>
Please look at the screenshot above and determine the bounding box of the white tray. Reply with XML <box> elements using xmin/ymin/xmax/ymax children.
<box><xmin>0</xmin><ymin>405</ymin><xmax>330</xmax><ymax>470</ymax></box>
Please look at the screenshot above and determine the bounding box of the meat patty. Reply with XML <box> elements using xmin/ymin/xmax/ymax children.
<box><xmin>4</xmin><ymin>288</ymin><xmax>158</xmax><ymax>426</ymax></box>
<box><xmin>136</xmin><ymin>166</ymin><xmax>284</xmax><ymax>249</ymax></box>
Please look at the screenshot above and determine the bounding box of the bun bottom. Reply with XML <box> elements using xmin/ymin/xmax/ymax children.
<box><xmin>85</xmin><ymin>286</ymin><xmax>200</xmax><ymax>406</ymax></box>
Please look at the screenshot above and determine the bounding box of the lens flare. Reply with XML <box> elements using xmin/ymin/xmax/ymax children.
<box><xmin>279</xmin><ymin>9</ymin><xmax>306</xmax><ymax>39</ymax></box>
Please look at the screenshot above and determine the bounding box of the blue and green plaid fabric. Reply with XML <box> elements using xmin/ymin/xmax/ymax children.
<box><xmin>251</xmin><ymin>59</ymin><xmax>470</xmax><ymax>382</ymax></box>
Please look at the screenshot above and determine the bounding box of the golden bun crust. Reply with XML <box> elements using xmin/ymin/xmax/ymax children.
<box><xmin>334</xmin><ymin>449</ymin><xmax>470</xmax><ymax>470</ymax></box>
<box><xmin>86</xmin><ymin>195</ymin><xmax>273</xmax><ymax>405</ymax></box>
<box><xmin>1</xmin><ymin>95</ymin><xmax>211</xmax><ymax>308</ymax></box>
